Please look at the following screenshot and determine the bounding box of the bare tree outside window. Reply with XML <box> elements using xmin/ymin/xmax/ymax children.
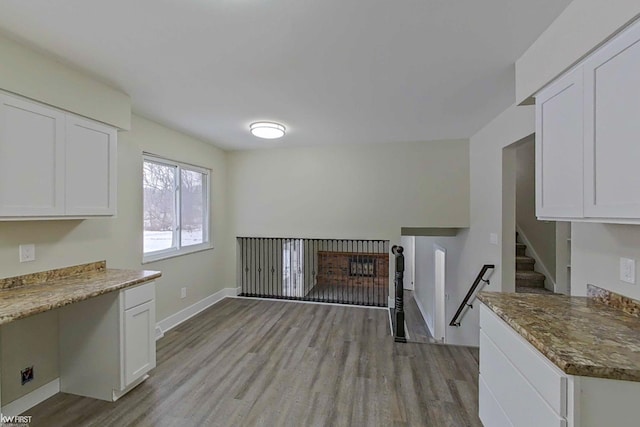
<box><xmin>143</xmin><ymin>156</ymin><xmax>210</xmax><ymax>260</ymax></box>
<box><xmin>143</xmin><ymin>161</ymin><xmax>176</xmax><ymax>253</ymax></box>
<box><xmin>181</xmin><ymin>169</ymin><xmax>205</xmax><ymax>247</ymax></box>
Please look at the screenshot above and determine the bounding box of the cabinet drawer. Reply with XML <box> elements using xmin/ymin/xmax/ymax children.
<box><xmin>480</xmin><ymin>331</ymin><xmax>566</xmax><ymax>427</ymax></box>
<box><xmin>480</xmin><ymin>304</ymin><xmax>567</xmax><ymax>415</ymax></box>
<box><xmin>123</xmin><ymin>282</ymin><xmax>155</xmax><ymax>310</ymax></box>
<box><xmin>479</xmin><ymin>374</ymin><xmax>513</xmax><ymax>427</ymax></box>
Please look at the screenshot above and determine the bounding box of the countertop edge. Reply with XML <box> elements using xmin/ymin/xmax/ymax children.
<box><xmin>0</xmin><ymin>271</ymin><xmax>162</xmax><ymax>326</ymax></box>
<box><xmin>478</xmin><ymin>294</ymin><xmax>640</xmax><ymax>382</ymax></box>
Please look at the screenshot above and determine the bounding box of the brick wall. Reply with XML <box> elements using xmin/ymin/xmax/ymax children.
<box><xmin>317</xmin><ymin>251</ymin><xmax>389</xmax><ymax>288</ymax></box>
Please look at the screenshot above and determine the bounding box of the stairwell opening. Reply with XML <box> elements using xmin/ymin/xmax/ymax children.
<box><xmin>503</xmin><ymin>135</ymin><xmax>571</xmax><ymax>295</ymax></box>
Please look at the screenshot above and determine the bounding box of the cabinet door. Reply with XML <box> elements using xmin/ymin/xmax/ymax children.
<box><xmin>0</xmin><ymin>93</ymin><xmax>65</xmax><ymax>216</ymax></box>
<box><xmin>535</xmin><ymin>69</ymin><xmax>584</xmax><ymax>219</ymax></box>
<box><xmin>583</xmin><ymin>21</ymin><xmax>640</xmax><ymax>218</ymax></box>
<box><xmin>123</xmin><ymin>300</ymin><xmax>156</xmax><ymax>387</ymax></box>
<box><xmin>65</xmin><ymin>115</ymin><xmax>117</xmax><ymax>215</ymax></box>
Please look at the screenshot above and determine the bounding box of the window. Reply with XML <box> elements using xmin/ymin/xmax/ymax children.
<box><xmin>143</xmin><ymin>154</ymin><xmax>211</xmax><ymax>262</ymax></box>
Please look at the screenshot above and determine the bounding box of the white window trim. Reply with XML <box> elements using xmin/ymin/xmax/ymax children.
<box><xmin>142</xmin><ymin>153</ymin><xmax>212</xmax><ymax>263</ymax></box>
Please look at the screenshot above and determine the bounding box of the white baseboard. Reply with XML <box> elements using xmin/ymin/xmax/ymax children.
<box><xmin>516</xmin><ymin>225</ymin><xmax>557</xmax><ymax>292</ymax></box>
<box><xmin>155</xmin><ymin>326</ymin><xmax>165</xmax><ymax>341</ymax></box>
<box><xmin>230</xmin><ymin>296</ymin><xmax>387</xmax><ymax>310</ymax></box>
<box><xmin>1</xmin><ymin>378</ymin><xmax>59</xmax><ymax>417</ymax></box>
<box><xmin>156</xmin><ymin>287</ymin><xmax>237</xmax><ymax>338</ymax></box>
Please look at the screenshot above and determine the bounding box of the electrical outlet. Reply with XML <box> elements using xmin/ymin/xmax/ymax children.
<box><xmin>19</xmin><ymin>244</ymin><xmax>36</xmax><ymax>262</ymax></box>
<box><xmin>21</xmin><ymin>366</ymin><xmax>34</xmax><ymax>385</ymax></box>
<box><xmin>181</xmin><ymin>287</ymin><xmax>187</xmax><ymax>299</ymax></box>
<box><xmin>620</xmin><ymin>258</ymin><xmax>636</xmax><ymax>284</ymax></box>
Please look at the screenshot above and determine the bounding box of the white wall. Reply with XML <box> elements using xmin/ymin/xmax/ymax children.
<box><xmin>571</xmin><ymin>223</ymin><xmax>640</xmax><ymax>298</ymax></box>
<box><xmin>449</xmin><ymin>103</ymin><xmax>535</xmax><ymax>346</ymax></box>
<box><xmin>516</xmin><ymin>0</ymin><xmax>640</xmax><ymax>104</ymax></box>
<box><xmin>516</xmin><ymin>137</ymin><xmax>556</xmax><ymax>281</ymax></box>
<box><xmin>0</xmin><ymin>33</ymin><xmax>131</xmax><ymax>129</ymax></box>
<box><xmin>226</xmin><ymin>139</ymin><xmax>470</xmax><ymax>293</ymax></box>
<box><xmin>414</xmin><ymin>235</ymin><xmax>464</xmax><ymax>343</ymax></box>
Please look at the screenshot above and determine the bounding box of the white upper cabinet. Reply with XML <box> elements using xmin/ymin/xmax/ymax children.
<box><xmin>0</xmin><ymin>92</ymin><xmax>117</xmax><ymax>219</ymax></box>
<box><xmin>536</xmin><ymin>69</ymin><xmax>584</xmax><ymax>219</ymax></box>
<box><xmin>536</xmin><ymin>18</ymin><xmax>640</xmax><ymax>223</ymax></box>
<box><xmin>66</xmin><ymin>115</ymin><xmax>117</xmax><ymax>216</ymax></box>
<box><xmin>583</xmin><ymin>22</ymin><xmax>640</xmax><ymax>219</ymax></box>
<box><xmin>0</xmin><ymin>94</ymin><xmax>66</xmax><ymax>216</ymax></box>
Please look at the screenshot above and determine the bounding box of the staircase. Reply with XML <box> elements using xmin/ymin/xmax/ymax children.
<box><xmin>516</xmin><ymin>235</ymin><xmax>553</xmax><ymax>294</ymax></box>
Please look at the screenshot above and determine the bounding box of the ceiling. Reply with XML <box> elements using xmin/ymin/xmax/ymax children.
<box><xmin>0</xmin><ymin>0</ymin><xmax>571</xmax><ymax>150</ymax></box>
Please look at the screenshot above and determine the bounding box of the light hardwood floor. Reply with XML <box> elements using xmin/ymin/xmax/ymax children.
<box><xmin>26</xmin><ymin>298</ymin><xmax>481</xmax><ymax>426</ymax></box>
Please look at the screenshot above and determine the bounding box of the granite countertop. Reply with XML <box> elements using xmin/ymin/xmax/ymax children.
<box><xmin>0</xmin><ymin>261</ymin><xmax>161</xmax><ymax>326</ymax></box>
<box><xmin>478</xmin><ymin>290</ymin><xmax>640</xmax><ymax>382</ymax></box>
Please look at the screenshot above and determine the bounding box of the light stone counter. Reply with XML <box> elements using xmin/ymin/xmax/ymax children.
<box><xmin>478</xmin><ymin>286</ymin><xmax>640</xmax><ymax>382</ymax></box>
<box><xmin>0</xmin><ymin>261</ymin><xmax>161</xmax><ymax>326</ymax></box>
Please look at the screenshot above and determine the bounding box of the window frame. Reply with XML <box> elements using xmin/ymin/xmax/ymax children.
<box><xmin>142</xmin><ymin>153</ymin><xmax>212</xmax><ymax>263</ymax></box>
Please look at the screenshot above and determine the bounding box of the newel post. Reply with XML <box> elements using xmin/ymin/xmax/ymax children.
<box><xmin>392</xmin><ymin>245</ymin><xmax>407</xmax><ymax>343</ymax></box>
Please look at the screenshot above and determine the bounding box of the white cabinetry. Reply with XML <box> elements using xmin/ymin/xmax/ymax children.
<box><xmin>59</xmin><ymin>282</ymin><xmax>156</xmax><ymax>401</ymax></box>
<box><xmin>65</xmin><ymin>115</ymin><xmax>117</xmax><ymax>216</ymax></box>
<box><xmin>582</xmin><ymin>22</ymin><xmax>640</xmax><ymax>219</ymax></box>
<box><xmin>0</xmin><ymin>91</ymin><xmax>117</xmax><ymax>219</ymax></box>
<box><xmin>536</xmin><ymin>69</ymin><xmax>584</xmax><ymax>219</ymax></box>
<box><xmin>479</xmin><ymin>303</ymin><xmax>640</xmax><ymax>427</ymax></box>
<box><xmin>479</xmin><ymin>304</ymin><xmax>567</xmax><ymax>427</ymax></box>
<box><xmin>122</xmin><ymin>283</ymin><xmax>156</xmax><ymax>387</ymax></box>
<box><xmin>0</xmin><ymin>94</ymin><xmax>65</xmax><ymax>216</ymax></box>
<box><xmin>536</xmin><ymin>18</ymin><xmax>640</xmax><ymax>223</ymax></box>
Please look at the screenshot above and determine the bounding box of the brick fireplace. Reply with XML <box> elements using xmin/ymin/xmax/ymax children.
<box><xmin>317</xmin><ymin>251</ymin><xmax>389</xmax><ymax>288</ymax></box>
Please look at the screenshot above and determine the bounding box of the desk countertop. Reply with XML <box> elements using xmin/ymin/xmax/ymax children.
<box><xmin>0</xmin><ymin>261</ymin><xmax>161</xmax><ymax>326</ymax></box>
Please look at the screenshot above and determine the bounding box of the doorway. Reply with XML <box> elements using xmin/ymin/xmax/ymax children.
<box><xmin>504</xmin><ymin>135</ymin><xmax>569</xmax><ymax>295</ymax></box>
<box><xmin>400</xmin><ymin>235</ymin><xmax>415</xmax><ymax>290</ymax></box>
<box><xmin>434</xmin><ymin>245</ymin><xmax>446</xmax><ymax>342</ymax></box>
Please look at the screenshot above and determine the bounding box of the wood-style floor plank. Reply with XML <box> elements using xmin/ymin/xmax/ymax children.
<box><xmin>25</xmin><ymin>298</ymin><xmax>481</xmax><ymax>426</ymax></box>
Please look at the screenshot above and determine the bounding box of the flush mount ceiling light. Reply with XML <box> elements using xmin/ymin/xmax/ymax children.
<box><xmin>250</xmin><ymin>122</ymin><xmax>286</xmax><ymax>139</ymax></box>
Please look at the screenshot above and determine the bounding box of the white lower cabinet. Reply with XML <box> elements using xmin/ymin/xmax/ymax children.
<box><xmin>479</xmin><ymin>331</ymin><xmax>566</xmax><ymax>427</ymax></box>
<box><xmin>123</xmin><ymin>300</ymin><xmax>155</xmax><ymax>386</ymax></box>
<box><xmin>479</xmin><ymin>303</ymin><xmax>640</xmax><ymax>427</ymax></box>
<box><xmin>59</xmin><ymin>282</ymin><xmax>156</xmax><ymax>401</ymax></box>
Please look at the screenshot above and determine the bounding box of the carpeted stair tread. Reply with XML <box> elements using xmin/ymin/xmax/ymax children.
<box><xmin>516</xmin><ymin>286</ymin><xmax>554</xmax><ymax>295</ymax></box>
<box><xmin>516</xmin><ymin>270</ymin><xmax>546</xmax><ymax>280</ymax></box>
<box><xmin>516</xmin><ymin>271</ymin><xmax>546</xmax><ymax>289</ymax></box>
